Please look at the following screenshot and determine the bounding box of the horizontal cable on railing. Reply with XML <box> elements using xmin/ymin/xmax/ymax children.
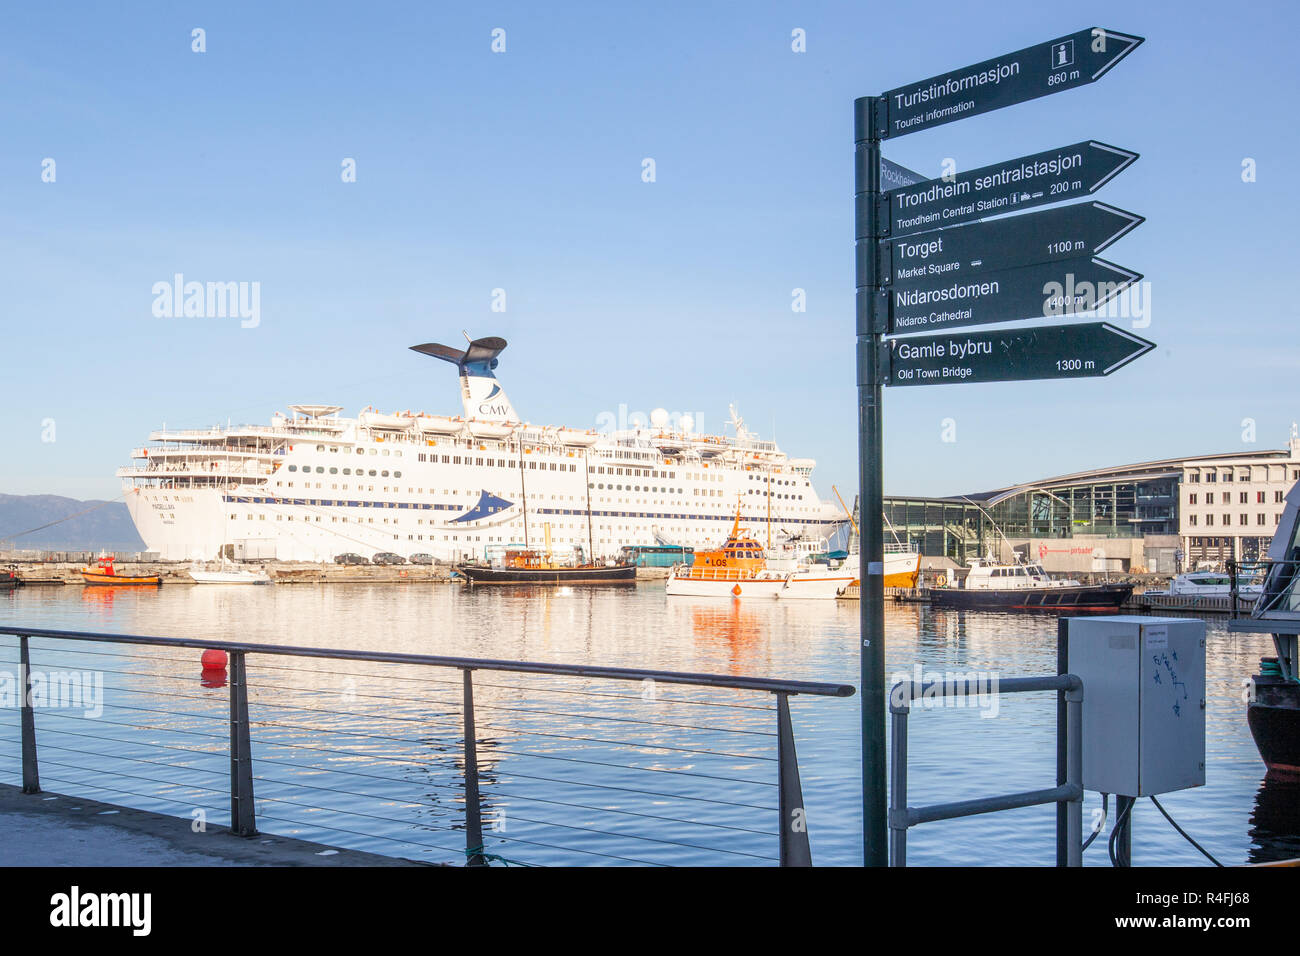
<box><xmin>480</xmin><ymin>747</ymin><xmax>778</xmax><ymax>787</ymax></box>
<box><xmin>242</xmin><ymin>691</ymin><xmax>775</xmax><ymax>740</ymax></box>
<box><xmin>248</xmin><ymin>788</ymin><xmax>462</xmax><ymax>833</ymax></box>
<box><xmin>493</xmin><ymin>812</ymin><xmax>778</xmax><ymax>862</ymax></box>
<box><xmin>10</xmin><ymin>726</ymin><xmax>224</xmax><ymax>758</ymax></box>
<box><xmin>490</xmin><ymin>766</ymin><xmax>778</xmax><ymax>812</ymax></box>
<box><xmin>27</xmin><ymin>713</ymin><xmax>229</xmax><ymax>741</ymax></box>
<box><xmin>33</xmin><ymin>758</ymin><xmax>231</xmax><ymax>798</ymax></box>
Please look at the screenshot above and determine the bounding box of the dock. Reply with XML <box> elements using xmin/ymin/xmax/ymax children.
<box><xmin>0</xmin><ymin>784</ymin><xmax>415</xmax><ymax>867</ymax></box>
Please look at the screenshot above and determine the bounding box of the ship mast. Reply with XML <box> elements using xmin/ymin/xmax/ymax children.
<box><xmin>583</xmin><ymin>448</ymin><xmax>595</xmax><ymax>562</ymax></box>
<box><xmin>517</xmin><ymin>438</ymin><xmax>529</xmax><ymax>549</ymax></box>
<box><xmin>766</xmin><ymin>467</ymin><xmax>772</xmax><ymax>550</ymax></box>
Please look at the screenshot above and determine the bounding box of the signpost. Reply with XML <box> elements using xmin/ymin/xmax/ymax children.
<box><xmin>883</xmin><ymin>141</ymin><xmax>1139</xmax><ymax>238</ymax></box>
<box><xmin>886</xmin><ymin>322</ymin><xmax>1154</xmax><ymax>386</ymax></box>
<box><xmin>888</xmin><ymin>256</ymin><xmax>1143</xmax><ymax>334</ymax></box>
<box><xmin>880</xmin><ymin>27</ymin><xmax>1143</xmax><ymax>138</ymax></box>
<box><xmin>880</xmin><ymin>201</ymin><xmax>1144</xmax><ymax>280</ymax></box>
<box><xmin>854</xmin><ymin>27</ymin><xmax>1146</xmax><ymax>867</ymax></box>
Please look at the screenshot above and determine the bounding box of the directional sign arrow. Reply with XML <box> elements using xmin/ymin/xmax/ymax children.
<box><xmin>885</xmin><ymin>321</ymin><xmax>1154</xmax><ymax>387</ymax></box>
<box><xmin>884</xmin><ymin>141</ymin><xmax>1138</xmax><ymax>238</ymax></box>
<box><xmin>881</xmin><ymin>27</ymin><xmax>1143</xmax><ymax>139</ymax></box>
<box><xmin>881</xmin><ymin>158</ymin><xmax>926</xmax><ymax>190</ymax></box>
<box><xmin>889</xmin><ymin>256</ymin><xmax>1143</xmax><ymax>335</ymax></box>
<box><xmin>882</xmin><ymin>202</ymin><xmax>1143</xmax><ymax>282</ymax></box>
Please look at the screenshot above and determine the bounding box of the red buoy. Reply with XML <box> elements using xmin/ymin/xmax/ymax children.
<box><xmin>201</xmin><ymin>648</ymin><xmax>228</xmax><ymax>669</ymax></box>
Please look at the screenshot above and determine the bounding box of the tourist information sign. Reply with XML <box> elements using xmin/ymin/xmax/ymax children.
<box><xmin>881</xmin><ymin>28</ymin><xmax>1143</xmax><ymax>139</ymax></box>
<box><xmin>853</xmin><ymin>28</ymin><xmax>1148</xmax><ymax>868</ymax></box>
<box><xmin>884</xmin><ymin>141</ymin><xmax>1139</xmax><ymax>238</ymax></box>
<box><xmin>888</xmin><ymin>256</ymin><xmax>1142</xmax><ymax>334</ymax></box>
<box><xmin>880</xmin><ymin>201</ymin><xmax>1143</xmax><ymax>281</ymax></box>
<box><xmin>885</xmin><ymin>321</ymin><xmax>1155</xmax><ymax>387</ymax></box>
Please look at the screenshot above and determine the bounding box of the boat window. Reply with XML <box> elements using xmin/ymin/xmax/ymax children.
<box><xmin>368</xmin><ymin>470</ymin><xmax>377</xmax><ymax>477</ymax></box>
<box><xmin>394</xmin><ymin>471</ymin><xmax>401</xmax><ymax>478</ymax></box>
<box><xmin>343</xmin><ymin>468</ymin><xmax>351</xmax><ymax>475</ymax></box>
<box><xmin>329</xmin><ymin>467</ymin><xmax>338</xmax><ymax>475</ymax></box>
<box><xmin>315</xmin><ymin>467</ymin><xmax>325</xmax><ymax>474</ymax></box>
<box><xmin>382</xmin><ymin>471</ymin><xmax>390</xmax><ymax>477</ymax></box>
<box><xmin>288</xmin><ymin>465</ymin><xmax>297</xmax><ymax>472</ymax></box>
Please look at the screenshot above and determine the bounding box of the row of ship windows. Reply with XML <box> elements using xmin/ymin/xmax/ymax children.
<box><xmin>1189</xmin><ymin>491</ymin><xmax>1285</xmax><ymax>505</ymax></box>
<box><xmin>290</xmin><ymin>465</ymin><xmax>401</xmax><ymax>477</ymax></box>
<box><xmin>274</xmin><ymin>480</ymin><xmax>804</xmax><ymax>503</ymax></box>
<box><xmin>414</xmin><ymin>454</ymin><xmax>580</xmax><ymax>472</ymax></box>
<box><xmin>313</xmin><ymin>444</ymin><xmax>404</xmax><ymax>457</ymax></box>
<box><xmin>1185</xmin><ymin>514</ymin><xmax>1282</xmax><ymax>527</ymax></box>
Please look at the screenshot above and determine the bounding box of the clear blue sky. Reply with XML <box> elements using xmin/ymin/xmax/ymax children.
<box><xmin>2</xmin><ymin>0</ymin><xmax>1297</xmax><ymax>502</ymax></box>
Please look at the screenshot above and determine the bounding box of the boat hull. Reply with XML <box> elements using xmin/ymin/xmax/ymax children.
<box><xmin>458</xmin><ymin>564</ymin><xmax>636</xmax><ymax>585</ymax></box>
<box><xmin>665</xmin><ymin>572</ymin><xmax>855</xmax><ymax>600</ymax></box>
<box><xmin>190</xmin><ymin>570</ymin><xmax>271</xmax><ymax>585</ymax></box>
<box><xmin>1248</xmin><ymin>677</ymin><xmax>1300</xmax><ymax>777</ymax></box>
<box><xmin>926</xmin><ymin>583</ymin><xmax>1133</xmax><ymax>611</ymax></box>
<box><xmin>80</xmin><ymin>572</ymin><xmax>162</xmax><ymax>587</ymax></box>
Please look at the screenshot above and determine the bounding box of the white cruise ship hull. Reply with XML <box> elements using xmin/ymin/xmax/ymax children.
<box><xmin>118</xmin><ymin>335</ymin><xmax>850</xmax><ymax>564</ymax></box>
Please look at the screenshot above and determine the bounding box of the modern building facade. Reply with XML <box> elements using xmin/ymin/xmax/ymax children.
<box><xmin>882</xmin><ymin>427</ymin><xmax>1300</xmax><ymax>574</ymax></box>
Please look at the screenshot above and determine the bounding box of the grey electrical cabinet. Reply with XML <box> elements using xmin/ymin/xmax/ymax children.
<box><xmin>1063</xmin><ymin>616</ymin><xmax>1206</xmax><ymax>797</ymax></box>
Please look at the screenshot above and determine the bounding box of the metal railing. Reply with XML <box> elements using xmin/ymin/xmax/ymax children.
<box><xmin>887</xmin><ymin>674</ymin><xmax>1083</xmax><ymax>867</ymax></box>
<box><xmin>0</xmin><ymin>625</ymin><xmax>852</xmax><ymax>866</ymax></box>
<box><xmin>1228</xmin><ymin>558</ymin><xmax>1300</xmax><ymax>621</ymax></box>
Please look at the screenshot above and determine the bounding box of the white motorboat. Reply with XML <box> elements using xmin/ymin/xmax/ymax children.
<box><xmin>189</xmin><ymin>563</ymin><xmax>272</xmax><ymax>585</ymax></box>
<box><xmin>1148</xmin><ymin>570</ymin><xmax>1264</xmax><ymax>598</ymax></box>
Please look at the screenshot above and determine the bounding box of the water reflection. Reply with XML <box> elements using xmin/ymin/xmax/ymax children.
<box><xmin>0</xmin><ymin>583</ymin><xmax>1282</xmax><ymax>865</ymax></box>
<box><xmin>1248</xmin><ymin>775</ymin><xmax>1300</xmax><ymax>864</ymax></box>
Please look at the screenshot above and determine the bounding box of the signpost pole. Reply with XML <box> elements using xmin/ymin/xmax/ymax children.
<box><xmin>855</xmin><ymin>95</ymin><xmax>888</xmax><ymax>866</ymax></box>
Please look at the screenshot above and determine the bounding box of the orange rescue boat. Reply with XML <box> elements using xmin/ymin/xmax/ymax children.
<box><xmin>80</xmin><ymin>557</ymin><xmax>162</xmax><ymax>587</ymax></box>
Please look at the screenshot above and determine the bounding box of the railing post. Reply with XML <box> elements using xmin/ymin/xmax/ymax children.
<box><xmin>1056</xmin><ymin>618</ymin><xmax>1068</xmax><ymax>866</ymax></box>
<box><xmin>1065</xmin><ymin>679</ymin><xmax>1083</xmax><ymax>867</ymax></box>
<box><xmin>889</xmin><ymin>688</ymin><xmax>909</xmax><ymax>866</ymax></box>
<box><xmin>776</xmin><ymin>693</ymin><xmax>812</xmax><ymax>866</ymax></box>
<box><xmin>463</xmin><ymin>668</ymin><xmax>486</xmax><ymax>866</ymax></box>
<box><xmin>228</xmin><ymin>650</ymin><xmax>257</xmax><ymax>836</ymax></box>
<box><xmin>19</xmin><ymin>636</ymin><xmax>40</xmax><ymax>794</ymax></box>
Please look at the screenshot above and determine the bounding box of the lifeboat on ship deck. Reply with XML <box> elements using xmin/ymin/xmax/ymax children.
<box><xmin>468</xmin><ymin>420</ymin><xmax>515</xmax><ymax>439</ymax></box>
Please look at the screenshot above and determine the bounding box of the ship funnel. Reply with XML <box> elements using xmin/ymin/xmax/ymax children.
<box><xmin>410</xmin><ymin>336</ymin><xmax>519</xmax><ymax>424</ymax></box>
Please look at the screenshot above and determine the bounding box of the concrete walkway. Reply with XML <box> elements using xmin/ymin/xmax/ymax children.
<box><xmin>0</xmin><ymin>785</ymin><xmax>419</xmax><ymax>866</ymax></box>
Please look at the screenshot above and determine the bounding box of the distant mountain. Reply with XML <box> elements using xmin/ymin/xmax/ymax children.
<box><xmin>0</xmin><ymin>494</ymin><xmax>145</xmax><ymax>552</ymax></box>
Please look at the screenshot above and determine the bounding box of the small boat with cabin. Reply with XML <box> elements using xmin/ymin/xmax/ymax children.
<box><xmin>927</xmin><ymin>553</ymin><xmax>1132</xmax><ymax>611</ymax></box>
<box><xmin>80</xmin><ymin>556</ymin><xmax>163</xmax><ymax>587</ymax></box>
<box><xmin>665</xmin><ymin>506</ymin><xmax>858</xmax><ymax>600</ymax></box>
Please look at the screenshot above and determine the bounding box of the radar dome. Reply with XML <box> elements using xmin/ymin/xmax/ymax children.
<box><xmin>679</xmin><ymin>413</ymin><xmax>695</xmax><ymax>433</ymax></box>
<box><xmin>650</xmin><ymin>408</ymin><xmax>669</xmax><ymax>427</ymax></box>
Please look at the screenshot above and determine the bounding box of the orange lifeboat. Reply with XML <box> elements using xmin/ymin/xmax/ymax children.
<box><xmin>678</xmin><ymin>507</ymin><xmax>767</xmax><ymax>583</ymax></box>
<box><xmin>80</xmin><ymin>557</ymin><xmax>162</xmax><ymax>587</ymax></box>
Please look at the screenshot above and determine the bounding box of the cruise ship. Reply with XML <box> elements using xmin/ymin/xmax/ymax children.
<box><xmin>119</xmin><ymin>336</ymin><xmax>849</xmax><ymax>563</ymax></box>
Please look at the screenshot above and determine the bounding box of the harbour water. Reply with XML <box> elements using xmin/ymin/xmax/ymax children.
<box><xmin>0</xmin><ymin>583</ymin><xmax>1293</xmax><ymax>866</ymax></box>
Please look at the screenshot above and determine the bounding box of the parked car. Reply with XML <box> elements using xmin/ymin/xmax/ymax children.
<box><xmin>334</xmin><ymin>553</ymin><xmax>367</xmax><ymax>566</ymax></box>
<box><xmin>408</xmin><ymin>553</ymin><xmax>435</xmax><ymax>565</ymax></box>
<box><xmin>371</xmin><ymin>552</ymin><xmax>406</xmax><ymax>566</ymax></box>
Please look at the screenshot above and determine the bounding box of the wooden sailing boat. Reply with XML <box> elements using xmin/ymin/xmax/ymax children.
<box><xmin>456</xmin><ymin>445</ymin><xmax>635</xmax><ymax>585</ymax></box>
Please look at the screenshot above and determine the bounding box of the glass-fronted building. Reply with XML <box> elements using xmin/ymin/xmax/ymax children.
<box><xmin>880</xmin><ymin>430</ymin><xmax>1300</xmax><ymax>570</ymax></box>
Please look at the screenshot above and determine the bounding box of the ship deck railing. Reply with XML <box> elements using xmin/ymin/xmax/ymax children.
<box><xmin>0</xmin><ymin>625</ymin><xmax>852</xmax><ymax>867</ymax></box>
